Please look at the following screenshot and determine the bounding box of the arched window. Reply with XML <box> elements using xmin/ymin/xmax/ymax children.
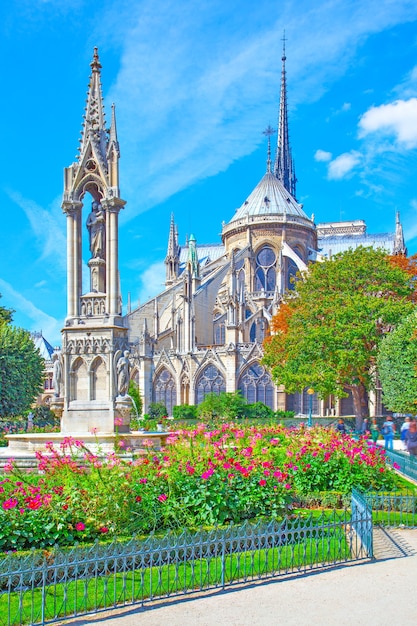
<box><xmin>287</xmin><ymin>258</ymin><xmax>298</xmax><ymax>291</ymax></box>
<box><xmin>71</xmin><ymin>358</ymin><xmax>88</xmax><ymax>401</ymax></box>
<box><xmin>286</xmin><ymin>388</ymin><xmax>319</xmax><ymax>415</ymax></box>
<box><xmin>196</xmin><ymin>364</ymin><xmax>226</xmax><ymax>404</ymax></box>
<box><xmin>153</xmin><ymin>368</ymin><xmax>177</xmax><ymax>416</ymax></box>
<box><xmin>213</xmin><ymin>312</ymin><xmax>226</xmax><ymax>345</ymax></box>
<box><xmin>238</xmin><ymin>362</ymin><xmax>274</xmax><ymax>408</ymax></box>
<box><xmin>254</xmin><ymin>246</ymin><xmax>276</xmax><ymax>292</ymax></box>
<box><xmin>91</xmin><ymin>357</ymin><xmax>107</xmax><ymax>401</ymax></box>
<box><xmin>249</xmin><ymin>318</ymin><xmax>269</xmax><ymax>343</ymax></box>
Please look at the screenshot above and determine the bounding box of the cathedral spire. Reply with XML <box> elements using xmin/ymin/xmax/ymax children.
<box><xmin>263</xmin><ymin>125</ymin><xmax>275</xmax><ymax>173</ymax></box>
<box><xmin>165</xmin><ymin>213</ymin><xmax>180</xmax><ymax>286</ymax></box>
<box><xmin>78</xmin><ymin>47</ymin><xmax>107</xmax><ymax>164</ymax></box>
<box><xmin>274</xmin><ymin>34</ymin><xmax>297</xmax><ymax>199</ymax></box>
<box><xmin>393</xmin><ymin>211</ymin><xmax>407</xmax><ymax>256</ymax></box>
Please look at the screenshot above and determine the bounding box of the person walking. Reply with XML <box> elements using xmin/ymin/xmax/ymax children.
<box><xmin>405</xmin><ymin>421</ymin><xmax>417</xmax><ymax>456</ymax></box>
<box><xmin>362</xmin><ymin>418</ymin><xmax>370</xmax><ymax>436</ymax></box>
<box><xmin>382</xmin><ymin>416</ymin><xmax>395</xmax><ymax>451</ymax></box>
<box><xmin>336</xmin><ymin>418</ymin><xmax>347</xmax><ymax>435</ymax></box>
<box><xmin>370</xmin><ymin>419</ymin><xmax>379</xmax><ymax>444</ymax></box>
<box><xmin>400</xmin><ymin>417</ymin><xmax>411</xmax><ymax>450</ymax></box>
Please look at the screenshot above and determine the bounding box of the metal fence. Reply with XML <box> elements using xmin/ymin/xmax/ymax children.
<box><xmin>351</xmin><ymin>488</ymin><xmax>373</xmax><ymax>555</ymax></box>
<box><xmin>362</xmin><ymin>490</ymin><xmax>417</xmax><ymax>528</ymax></box>
<box><xmin>0</xmin><ymin>509</ymin><xmax>371</xmax><ymax>626</ymax></box>
<box><xmin>384</xmin><ymin>448</ymin><xmax>417</xmax><ymax>483</ymax></box>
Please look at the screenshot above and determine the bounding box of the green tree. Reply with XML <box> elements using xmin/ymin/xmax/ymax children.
<box><xmin>198</xmin><ymin>391</ymin><xmax>247</xmax><ymax>420</ymax></box>
<box><xmin>0</xmin><ymin>294</ymin><xmax>14</xmax><ymax>326</ymax></box>
<box><xmin>377</xmin><ymin>312</ymin><xmax>417</xmax><ymax>414</ymax></box>
<box><xmin>263</xmin><ymin>247</ymin><xmax>415</xmax><ymax>429</ymax></box>
<box><xmin>128</xmin><ymin>380</ymin><xmax>143</xmax><ymax>417</ymax></box>
<box><xmin>0</xmin><ymin>324</ymin><xmax>45</xmax><ymax>417</ymax></box>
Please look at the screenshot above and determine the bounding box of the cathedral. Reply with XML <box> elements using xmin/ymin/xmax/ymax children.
<box><xmin>55</xmin><ymin>47</ymin><xmax>406</xmax><ymax>434</ymax></box>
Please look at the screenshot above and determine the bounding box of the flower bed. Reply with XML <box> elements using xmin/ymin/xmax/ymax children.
<box><xmin>0</xmin><ymin>424</ymin><xmax>397</xmax><ymax>552</ymax></box>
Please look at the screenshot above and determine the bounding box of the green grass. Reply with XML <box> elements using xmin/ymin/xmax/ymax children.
<box><xmin>0</xmin><ymin>521</ymin><xmax>351</xmax><ymax>626</ymax></box>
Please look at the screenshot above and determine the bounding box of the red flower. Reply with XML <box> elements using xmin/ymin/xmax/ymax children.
<box><xmin>259</xmin><ymin>479</ymin><xmax>267</xmax><ymax>486</ymax></box>
<box><xmin>158</xmin><ymin>494</ymin><xmax>168</xmax><ymax>502</ymax></box>
<box><xmin>135</xmin><ymin>496</ymin><xmax>142</xmax><ymax>502</ymax></box>
<box><xmin>75</xmin><ymin>522</ymin><xmax>85</xmax><ymax>531</ymax></box>
<box><xmin>99</xmin><ymin>526</ymin><xmax>109</xmax><ymax>534</ymax></box>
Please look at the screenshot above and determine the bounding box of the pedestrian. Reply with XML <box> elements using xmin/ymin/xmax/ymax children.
<box><xmin>370</xmin><ymin>419</ymin><xmax>379</xmax><ymax>444</ymax></box>
<box><xmin>336</xmin><ymin>418</ymin><xmax>347</xmax><ymax>435</ymax></box>
<box><xmin>405</xmin><ymin>421</ymin><xmax>417</xmax><ymax>456</ymax></box>
<box><xmin>362</xmin><ymin>418</ymin><xmax>370</xmax><ymax>435</ymax></box>
<box><xmin>382</xmin><ymin>416</ymin><xmax>395</xmax><ymax>451</ymax></box>
<box><xmin>400</xmin><ymin>417</ymin><xmax>411</xmax><ymax>450</ymax></box>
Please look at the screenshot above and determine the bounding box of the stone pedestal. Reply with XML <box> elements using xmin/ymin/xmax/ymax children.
<box><xmin>50</xmin><ymin>397</ymin><xmax>64</xmax><ymax>422</ymax></box>
<box><xmin>115</xmin><ymin>395</ymin><xmax>133</xmax><ymax>433</ymax></box>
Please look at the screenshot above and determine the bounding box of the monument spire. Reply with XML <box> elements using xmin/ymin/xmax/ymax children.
<box><xmin>78</xmin><ymin>47</ymin><xmax>108</xmax><ymax>165</ymax></box>
<box><xmin>274</xmin><ymin>33</ymin><xmax>297</xmax><ymax>199</ymax></box>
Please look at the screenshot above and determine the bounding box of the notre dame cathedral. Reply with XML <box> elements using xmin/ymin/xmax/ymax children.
<box><xmin>55</xmin><ymin>47</ymin><xmax>406</xmax><ymax>434</ymax></box>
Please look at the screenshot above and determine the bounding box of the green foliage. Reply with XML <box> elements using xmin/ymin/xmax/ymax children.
<box><xmin>377</xmin><ymin>312</ymin><xmax>417</xmax><ymax>414</ymax></box>
<box><xmin>0</xmin><ymin>324</ymin><xmax>44</xmax><ymax>417</ymax></box>
<box><xmin>244</xmin><ymin>402</ymin><xmax>275</xmax><ymax>419</ymax></box>
<box><xmin>197</xmin><ymin>391</ymin><xmax>247</xmax><ymax>419</ymax></box>
<box><xmin>0</xmin><ymin>293</ymin><xmax>14</xmax><ymax>326</ymax></box>
<box><xmin>264</xmin><ymin>247</ymin><xmax>415</xmax><ymax>423</ymax></box>
<box><xmin>275</xmin><ymin>410</ymin><xmax>296</xmax><ymax>419</ymax></box>
<box><xmin>173</xmin><ymin>404</ymin><xmax>198</xmax><ymax>419</ymax></box>
<box><xmin>32</xmin><ymin>405</ymin><xmax>60</xmax><ymax>428</ymax></box>
<box><xmin>128</xmin><ymin>380</ymin><xmax>143</xmax><ymax>417</ymax></box>
<box><xmin>147</xmin><ymin>402</ymin><xmax>168</xmax><ymax>419</ymax></box>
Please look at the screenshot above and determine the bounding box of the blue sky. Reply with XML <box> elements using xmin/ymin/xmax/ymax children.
<box><xmin>2</xmin><ymin>0</ymin><xmax>417</xmax><ymax>347</ymax></box>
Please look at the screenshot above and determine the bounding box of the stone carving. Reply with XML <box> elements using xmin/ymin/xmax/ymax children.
<box><xmin>52</xmin><ymin>352</ymin><xmax>63</xmax><ymax>398</ymax></box>
<box><xmin>86</xmin><ymin>201</ymin><xmax>105</xmax><ymax>259</ymax></box>
<box><xmin>116</xmin><ymin>350</ymin><xmax>130</xmax><ymax>396</ymax></box>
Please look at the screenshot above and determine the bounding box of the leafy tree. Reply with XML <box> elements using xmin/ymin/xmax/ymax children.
<box><xmin>128</xmin><ymin>380</ymin><xmax>143</xmax><ymax>417</ymax></box>
<box><xmin>0</xmin><ymin>324</ymin><xmax>44</xmax><ymax>417</ymax></box>
<box><xmin>0</xmin><ymin>294</ymin><xmax>14</xmax><ymax>326</ymax></box>
<box><xmin>198</xmin><ymin>391</ymin><xmax>247</xmax><ymax>419</ymax></box>
<box><xmin>377</xmin><ymin>312</ymin><xmax>417</xmax><ymax>414</ymax></box>
<box><xmin>263</xmin><ymin>247</ymin><xmax>415</xmax><ymax>429</ymax></box>
<box><xmin>147</xmin><ymin>402</ymin><xmax>168</xmax><ymax>419</ymax></box>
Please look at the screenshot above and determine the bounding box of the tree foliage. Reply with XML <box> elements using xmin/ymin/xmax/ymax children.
<box><xmin>197</xmin><ymin>391</ymin><xmax>247</xmax><ymax>420</ymax></box>
<box><xmin>263</xmin><ymin>247</ymin><xmax>416</xmax><ymax>426</ymax></box>
<box><xmin>128</xmin><ymin>380</ymin><xmax>143</xmax><ymax>417</ymax></box>
<box><xmin>0</xmin><ymin>324</ymin><xmax>45</xmax><ymax>417</ymax></box>
<box><xmin>377</xmin><ymin>312</ymin><xmax>417</xmax><ymax>414</ymax></box>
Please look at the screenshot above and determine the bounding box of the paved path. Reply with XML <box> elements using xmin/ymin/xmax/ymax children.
<box><xmin>62</xmin><ymin>528</ymin><xmax>417</xmax><ymax>626</ymax></box>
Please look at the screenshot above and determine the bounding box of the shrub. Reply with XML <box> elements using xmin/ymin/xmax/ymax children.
<box><xmin>173</xmin><ymin>404</ymin><xmax>198</xmax><ymax>420</ymax></box>
<box><xmin>244</xmin><ymin>402</ymin><xmax>275</xmax><ymax>419</ymax></box>
<box><xmin>147</xmin><ymin>402</ymin><xmax>168</xmax><ymax>419</ymax></box>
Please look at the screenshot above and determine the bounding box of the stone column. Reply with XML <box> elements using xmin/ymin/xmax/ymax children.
<box><xmin>63</xmin><ymin>202</ymin><xmax>82</xmax><ymax>317</ymax></box>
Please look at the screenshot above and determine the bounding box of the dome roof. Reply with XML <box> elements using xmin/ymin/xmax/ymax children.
<box><xmin>229</xmin><ymin>172</ymin><xmax>309</xmax><ymax>223</ymax></box>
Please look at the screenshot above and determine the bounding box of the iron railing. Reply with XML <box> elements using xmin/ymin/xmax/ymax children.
<box><xmin>351</xmin><ymin>488</ymin><xmax>373</xmax><ymax>555</ymax></box>
<box><xmin>384</xmin><ymin>448</ymin><xmax>417</xmax><ymax>483</ymax></box>
<box><xmin>361</xmin><ymin>490</ymin><xmax>417</xmax><ymax>529</ymax></box>
<box><xmin>0</xmin><ymin>510</ymin><xmax>370</xmax><ymax>626</ymax></box>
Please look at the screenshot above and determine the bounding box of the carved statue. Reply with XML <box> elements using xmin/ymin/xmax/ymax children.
<box><xmin>52</xmin><ymin>352</ymin><xmax>63</xmax><ymax>398</ymax></box>
<box><xmin>116</xmin><ymin>350</ymin><xmax>130</xmax><ymax>396</ymax></box>
<box><xmin>86</xmin><ymin>201</ymin><xmax>105</xmax><ymax>259</ymax></box>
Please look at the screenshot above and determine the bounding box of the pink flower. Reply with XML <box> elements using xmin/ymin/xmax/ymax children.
<box><xmin>2</xmin><ymin>498</ymin><xmax>18</xmax><ymax>510</ymax></box>
<box><xmin>259</xmin><ymin>479</ymin><xmax>267</xmax><ymax>486</ymax></box>
<box><xmin>114</xmin><ymin>417</ymin><xmax>123</xmax><ymax>427</ymax></box>
<box><xmin>158</xmin><ymin>494</ymin><xmax>168</xmax><ymax>502</ymax></box>
<box><xmin>75</xmin><ymin>522</ymin><xmax>85</xmax><ymax>531</ymax></box>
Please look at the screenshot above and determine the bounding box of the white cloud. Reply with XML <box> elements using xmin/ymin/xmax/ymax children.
<box><xmin>327</xmin><ymin>151</ymin><xmax>362</xmax><ymax>180</ymax></box>
<box><xmin>359</xmin><ymin>98</ymin><xmax>417</xmax><ymax>148</ymax></box>
<box><xmin>0</xmin><ymin>278</ymin><xmax>61</xmax><ymax>344</ymax></box>
<box><xmin>7</xmin><ymin>191</ymin><xmax>67</xmax><ymax>272</ymax></box>
<box><xmin>99</xmin><ymin>0</ymin><xmax>417</xmax><ymax>221</ymax></box>
<box><xmin>136</xmin><ymin>262</ymin><xmax>166</xmax><ymax>305</ymax></box>
<box><xmin>315</xmin><ymin>149</ymin><xmax>332</xmax><ymax>162</ymax></box>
